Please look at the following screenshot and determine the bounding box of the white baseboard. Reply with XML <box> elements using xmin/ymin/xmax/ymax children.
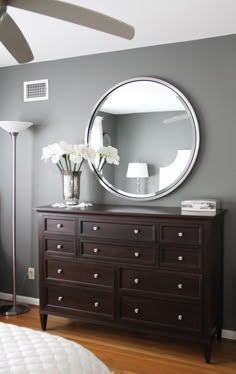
<box><xmin>0</xmin><ymin>292</ymin><xmax>39</xmax><ymax>306</ymax></box>
<box><xmin>222</xmin><ymin>329</ymin><xmax>236</xmax><ymax>340</ymax></box>
<box><xmin>0</xmin><ymin>292</ymin><xmax>235</xmax><ymax>340</ymax></box>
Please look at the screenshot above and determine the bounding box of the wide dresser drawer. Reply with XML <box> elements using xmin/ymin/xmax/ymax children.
<box><xmin>47</xmin><ymin>284</ymin><xmax>113</xmax><ymax>318</ymax></box>
<box><xmin>79</xmin><ymin>218</ymin><xmax>155</xmax><ymax>241</ymax></box>
<box><xmin>81</xmin><ymin>241</ymin><xmax>155</xmax><ymax>264</ymax></box>
<box><xmin>120</xmin><ymin>295</ymin><xmax>201</xmax><ymax>331</ymax></box>
<box><xmin>46</xmin><ymin>259</ymin><xmax>114</xmax><ymax>287</ymax></box>
<box><xmin>120</xmin><ymin>268</ymin><xmax>201</xmax><ymax>298</ymax></box>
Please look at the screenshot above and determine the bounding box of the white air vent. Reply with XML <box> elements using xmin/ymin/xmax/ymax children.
<box><xmin>24</xmin><ymin>79</ymin><xmax>49</xmax><ymax>102</ymax></box>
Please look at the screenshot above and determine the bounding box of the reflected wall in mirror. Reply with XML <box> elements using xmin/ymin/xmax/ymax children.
<box><xmin>86</xmin><ymin>77</ymin><xmax>200</xmax><ymax>201</ymax></box>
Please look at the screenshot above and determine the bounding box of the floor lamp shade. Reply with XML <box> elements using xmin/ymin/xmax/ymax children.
<box><xmin>0</xmin><ymin>121</ymin><xmax>33</xmax><ymax>316</ymax></box>
<box><xmin>0</xmin><ymin>121</ymin><xmax>33</xmax><ymax>133</ymax></box>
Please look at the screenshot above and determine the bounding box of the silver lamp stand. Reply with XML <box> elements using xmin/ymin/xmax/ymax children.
<box><xmin>0</xmin><ymin>121</ymin><xmax>33</xmax><ymax>316</ymax></box>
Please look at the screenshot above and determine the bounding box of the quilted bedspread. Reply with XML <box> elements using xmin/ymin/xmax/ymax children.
<box><xmin>0</xmin><ymin>322</ymin><xmax>111</xmax><ymax>374</ymax></box>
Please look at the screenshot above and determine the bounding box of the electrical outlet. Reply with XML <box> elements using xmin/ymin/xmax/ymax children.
<box><xmin>28</xmin><ymin>267</ymin><xmax>35</xmax><ymax>280</ymax></box>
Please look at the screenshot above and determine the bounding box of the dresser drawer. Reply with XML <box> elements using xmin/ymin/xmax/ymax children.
<box><xmin>46</xmin><ymin>259</ymin><xmax>113</xmax><ymax>287</ymax></box>
<box><xmin>160</xmin><ymin>247</ymin><xmax>201</xmax><ymax>271</ymax></box>
<box><xmin>120</xmin><ymin>268</ymin><xmax>201</xmax><ymax>298</ymax></box>
<box><xmin>81</xmin><ymin>241</ymin><xmax>155</xmax><ymax>265</ymax></box>
<box><xmin>44</xmin><ymin>237</ymin><xmax>76</xmax><ymax>256</ymax></box>
<box><xmin>160</xmin><ymin>223</ymin><xmax>203</xmax><ymax>246</ymax></box>
<box><xmin>80</xmin><ymin>219</ymin><xmax>155</xmax><ymax>241</ymax></box>
<box><xmin>120</xmin><ymin>296</ymin><xmax>201</xmax><ymax>331</ymax></box>
<box><xmin>43</xmin><ymin>215</ymin><xmax>76</xmax><ymax>236</ymax></box>
<box><xmin>47</xmin><ymin>284</ymin><xmax>113</xmax><ymax>317</ymax></box>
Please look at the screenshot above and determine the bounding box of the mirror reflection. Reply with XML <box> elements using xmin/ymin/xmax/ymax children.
<box><xmin>86</xmin><ymin>78</ymin><xmax>200</xmax><ymax>200</ymax></box>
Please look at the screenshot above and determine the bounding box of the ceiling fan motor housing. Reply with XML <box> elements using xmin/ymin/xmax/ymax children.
<box><xmin>0</xmin><ymin>0</ymin><xmax>7</xmax><ymax>23</ymax></box>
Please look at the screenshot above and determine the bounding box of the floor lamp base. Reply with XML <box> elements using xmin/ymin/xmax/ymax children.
<box><xmin>0</xmin><ymin>303</ymin><xmax>30</xmax><ymax>316</ymax></box>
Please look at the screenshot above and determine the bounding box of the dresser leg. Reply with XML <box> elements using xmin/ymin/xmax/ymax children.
<box><xmin>40</xmin><ymin>313</ymin><xmax>48</xmax><ymax>330</ymax></box>
<box><xmin>204</xmin><ymin>335</ymin><xmax>215</xmax><ymax>364</ymax></box>
<box><xmin>216</xmin><ymin>326</ymin><xmax>222</xmax><ymax>340</ymax></box>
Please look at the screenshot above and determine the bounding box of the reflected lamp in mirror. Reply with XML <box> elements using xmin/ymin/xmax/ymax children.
<box><xmin>126</xmin><ymin>162</ymin><xmax>149</xmax><ymax>193</ymax></box>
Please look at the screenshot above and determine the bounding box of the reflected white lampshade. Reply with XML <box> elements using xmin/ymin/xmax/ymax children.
<box><xmin>0</xmin><ymin>121</ymin><xmax>33</xmax><ymax>133</ymax></box>
<box><xmin>126</xmin><ymin>162</ymin><xmax>149</xmax><ymax>178</ymax></box>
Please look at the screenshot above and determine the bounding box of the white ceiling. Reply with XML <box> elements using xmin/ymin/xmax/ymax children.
<box><xmin>1</xmin><ymin>0</ymin><xmax>236</xmax><ymax>68</ymax></box>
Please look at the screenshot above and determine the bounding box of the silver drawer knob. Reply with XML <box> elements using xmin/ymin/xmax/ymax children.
<box><xmin>57</xmin><ymin>268</ymin><xmax>63</xmax><ymax>274</ymax></box>
<box><xmin>178</xmin><ymin>314</ymin><xmax>183</xmax><ymax>320</ymax></box>
<box><xmin>57</xmin><ymin>244</ymin><xmax>63</xmax><ymax>249</ymax></box>
<box><xmin>94</xmin><ymin>301</ymin><xmax>100</xmax><ymax>308</ymax></box>
<box><xmin>93</xmin><ymin>273</ymin><xmax>99</xmax><ymax>279</ymax></box>
<box><xmin>178</xmin><ymin>256</ymin><xmax>183</xmax><ymax>261</ymax></box>
<box><xmin>133</xmin><ymin>229</ymin><xmax>140</xmax><ymax>234</ymax></box>
<box><xmin>178</xmin><ymin>283</ymin><xmax>183</xmax><ymax>289</ymax></box>
<box><xmin>57</xmin><ymin>223</ymin><xmax>63</xmax><ymax>228</ymax></box>
<box><xmin>93</xmin><ymin>248</ymin><xmax>99</xmax><ymax>253</ymax></box>
<box><xmin>134</xmin><ymin>278</ymin><xmax>140</xmax><ymax>284</ymax></box>
<box><xmin>93</xmin><ymin>226</ymin><xmax>99</xmax><ymax>231</ymax></box>
<box><xmin>134</xmin><ymin>308</ymin><xmax>139</xmax><ymax>314</ymax></box>
<box><xmin>134</xmin><ymin>252</ymin><xmax>140</xmax><ymax>257</ymax></box>
<box><xmin>178</xmin><ymin>232</ymin><xmax>183</xmax><ymax>237</ymax></box>
<box><xmin>58</xmin><ymin>296</ymin><xmax>63</xmax><ymax>301</ymax></box>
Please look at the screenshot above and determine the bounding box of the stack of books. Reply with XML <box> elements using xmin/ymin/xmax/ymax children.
<box><xmin>181</xmin><ymin>200</ymin><xmax>220</xmax><ymax>215</ymax></box>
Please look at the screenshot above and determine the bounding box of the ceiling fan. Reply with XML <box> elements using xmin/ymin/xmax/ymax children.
<box><xmin>0</xmin><ymin>0</ymin><xmax>135</xmax><ymax>64</ymax></box>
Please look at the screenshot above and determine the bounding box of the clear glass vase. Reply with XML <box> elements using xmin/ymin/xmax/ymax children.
<box><xmin>61</xmin><ymin>171</ymin><xmax>81</xmax><ymax>205</ymax></box>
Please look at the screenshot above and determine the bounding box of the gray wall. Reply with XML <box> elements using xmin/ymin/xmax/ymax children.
<box><xmin>113</xmin><ymin>111</ymin><xmax>193</xmax><ymax>193</ymax></box>
<box><xmin>0</xmin><ymin>34</ymin><xmax>235</xmax><ymax>331</ymax></box>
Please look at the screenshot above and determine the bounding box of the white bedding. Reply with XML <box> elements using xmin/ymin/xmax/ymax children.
<box><xmin>0</xmin><ymin>322</ymin><xmax>111</xmax><ymax>374</ymax></box>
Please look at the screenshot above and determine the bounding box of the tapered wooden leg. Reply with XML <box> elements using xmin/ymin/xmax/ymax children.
<box><xmin>205</xmin><ymin>335</ymin><xmax>215</xmax><ymax>364</ymax></box>
<box><xmin>40</xmin><ymin>313</ymin><xmax>48</xmax><ymax>331</ymax></box>
<box><xmin>217</xmin><ymin>326</ymin><xmax>222</xmax><ymax>340</ymax></box>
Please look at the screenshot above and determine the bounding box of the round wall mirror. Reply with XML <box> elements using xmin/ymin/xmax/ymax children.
<box><xmin>85</xmin><ymin>77</ymin><xmax>200</xmax><ymax>201</ymax></box>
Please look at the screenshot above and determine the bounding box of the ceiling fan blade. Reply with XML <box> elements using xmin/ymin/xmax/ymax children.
<box><xmin>8</xmin><ymin>0</ymin><xmax>135</xmax><ymax>40</ymax></box>
<box><xmin>0</xmin><ymin>13</ymin><xmax>33</xmax><ymax>63</ymax></box>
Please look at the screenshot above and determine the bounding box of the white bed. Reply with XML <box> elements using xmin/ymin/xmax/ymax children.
<box><xmin>0</xmin><ymin>322</ymin><xmax>111</xmax><ymax>374</ymax></box>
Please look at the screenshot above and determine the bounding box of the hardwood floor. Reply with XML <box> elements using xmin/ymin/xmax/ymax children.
<box><xmin>0</xmin><ymin>305</ymin><xmax>236</xmax><ymax>373</ymax></box>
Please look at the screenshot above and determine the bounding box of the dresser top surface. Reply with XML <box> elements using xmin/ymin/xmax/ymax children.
<box><xmin>35</xmin><ymin>204</ymin><xmax>226</xmax><ymax>220</ymax></box>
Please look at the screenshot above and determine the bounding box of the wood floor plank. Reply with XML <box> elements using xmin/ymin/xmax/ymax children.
<box><xmin>0</xmin><ymin>305</ymin><xmax>236</xmax><ymax>373</ymax></box>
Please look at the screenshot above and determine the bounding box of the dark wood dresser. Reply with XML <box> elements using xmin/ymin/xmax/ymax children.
<box><xmin>36</xmin><ymin>205</ymin><xmax>225</xmax><ymax>363</ymax></box>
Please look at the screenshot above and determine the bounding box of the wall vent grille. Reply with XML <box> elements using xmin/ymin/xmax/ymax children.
<box><xmin>24</xmin><ymin>79</ymin><xmax>49</xmax><ymax>102</ymax></box>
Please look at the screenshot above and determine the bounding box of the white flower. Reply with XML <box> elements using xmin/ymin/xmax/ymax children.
<box><xmin>59</xmin><ymin>141</ymin><xmax>73</xmax><ymax>155</ymax></box>
<box><xmin>97</xmin><ymin>146</ymin><xmax>120</xmax><ymax>165</ymax></box>
<box><xmin>80</xmin><ymin>145</ymin><xmax>96</xmax><ymax>161</ymax></box>
<box><xmin>41</xmin><ymin>143</ymin><xmax>65</xmax><ymax>164</ymax></box>
<box><xmin>69</xmin><ymin>144</ymin><xmax>96</xmax><ymax>165</ymax></box>
<box><xmin>42</xmin><ymin>141</ymin><xmax>97</xmax><ymax>172</ymax></box>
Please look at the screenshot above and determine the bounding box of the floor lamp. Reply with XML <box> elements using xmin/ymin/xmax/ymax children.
<box><xmin>0</xmin><ymin>121</ymin><xmax>33</xmax><ymax>316</ymax></box>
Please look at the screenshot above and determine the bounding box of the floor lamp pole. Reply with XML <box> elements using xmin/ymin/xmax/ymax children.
<box><xmin>0</xmin><ymin>132</ymin><xmax>29</xmax><ymax>316</ymax></box>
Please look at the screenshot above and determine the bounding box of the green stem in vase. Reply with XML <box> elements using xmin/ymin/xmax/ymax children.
<box><xmin>78</xmin><ymin>159</ymin><xmax>84</xmax><ymax>171</ymax></box>
<box><xmin>63</xmin><ymin>155</ymin><xmax>69</xmax><ymax>171</ymax></box>
<box><xmin>58</xmin><ymin>160</ymin><xmax>64</xmax><ymax>171</ymax></box>
<box><xmin>56</xmin><ymin>163</ymin><xmax>62</xmax><ymax>172</ymax></box>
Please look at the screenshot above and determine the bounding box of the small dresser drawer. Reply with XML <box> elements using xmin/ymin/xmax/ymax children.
<box><xmin>160</xmin><ymin>247</ymin><xmax>201</xmax><ymax>271</ymax></box>
<box><xmin>81</xmin><ymin>241</ymin><xmax>155</xmax><ymax>265</ymax></box>
<box><xmin>120</xmin><ymin>268</ymin><xmax>201</xmax><ymax>298</ymax></box>
<box><xmin>44</xmin><ymin>237</ymin><xmax>76</xmax><ymax>256</ymax></box>
<box><xmin>160</xmin><ymin>223</ymin><xmax>203</xmax><ymax>246</ymax></box>
<box><xmin>120</xmin><ymin>296</ymin><xmax>201</xmax><ymax>331</ymax></box>
<box><xmin>80</xmin><ymin>219</ymin><xmax>155</xmax><ymax>241</ymax></box>
<box><xmin>47</xmin><ymin>285</ymin><xmax>113</xmax><ymax>317</ymax></box>
<box><xmin>43</xmin><ymin>215</ymin><xmax>76</xmax><ymax>236</ymax></box>
<box><xmin>46</xmin><ymin>259</ymin><xmax>113</xmax><ymax>287</ymax></box>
